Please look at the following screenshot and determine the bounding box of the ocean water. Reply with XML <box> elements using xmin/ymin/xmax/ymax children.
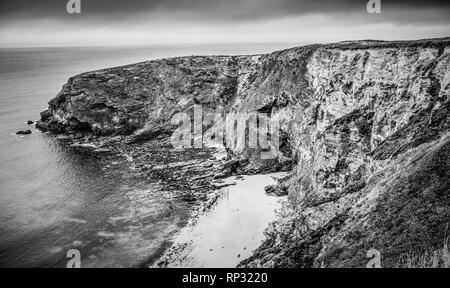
<box><xmin>0</xmin><ymin>43</ymin><xmax>294</xmax><ymax>267</ymax></box>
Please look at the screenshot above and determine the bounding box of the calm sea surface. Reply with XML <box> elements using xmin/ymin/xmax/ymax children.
<box><xmin>0</xmin><ymin>43</ymin><xmax>295</xmax><ymax>267</ymax></box>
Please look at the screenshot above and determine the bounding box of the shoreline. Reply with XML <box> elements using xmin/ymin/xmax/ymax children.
<box><xmin>154</xmin><ymin>172</ymin><xmax>288</xmax><ymax>268</ymax></box>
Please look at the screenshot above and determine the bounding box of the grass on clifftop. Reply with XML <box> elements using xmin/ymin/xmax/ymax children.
<box><xmin>396</xmin><ymin>239</ymin><xmax>450</xmax><ymax>268</ymax></box>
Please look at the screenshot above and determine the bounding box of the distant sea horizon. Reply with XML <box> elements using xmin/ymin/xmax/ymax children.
<box><xmin>0</xmin><ymin>41</ymin><xmax>305</xmax><ymax>50</ymax></box>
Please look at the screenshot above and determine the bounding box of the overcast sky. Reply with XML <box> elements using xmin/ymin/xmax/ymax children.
<box><xmin>0</xmin><ymin>0</ymin><xmax>449</xmax><ymax>47</ymax></box>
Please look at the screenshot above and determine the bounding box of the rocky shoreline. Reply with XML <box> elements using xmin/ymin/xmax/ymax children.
<box><xmin>36</xmin><ymin>37</ymin><xmax>450</xmax><ymax>267</ymax></box>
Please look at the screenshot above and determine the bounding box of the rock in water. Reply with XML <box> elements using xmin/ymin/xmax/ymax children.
<box><xmin>37</xmin><ymin>37</ymin><xmax>450</xmax><ymax>268</ymax></box>
<box><xmin>16</xmin><ymin>130</ymin><xmax>32</xmax><ymax>135</ymax></box>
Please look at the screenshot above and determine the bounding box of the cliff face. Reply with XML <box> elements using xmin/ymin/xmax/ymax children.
<box><xmin>37</xmin><ymin>56</ymin><xmax>242</xmax><ymax>135</ymax></box>
<box><xmin>38</xmin><ymin>38</ymin><xmax>450</xmax><ymax>267</ymax></box>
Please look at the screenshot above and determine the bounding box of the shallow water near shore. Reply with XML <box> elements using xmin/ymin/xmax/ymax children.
<box><xmin>162</xmin><ymin>172</ymin><xmax>287</xmax><ymax>268</ymax></box>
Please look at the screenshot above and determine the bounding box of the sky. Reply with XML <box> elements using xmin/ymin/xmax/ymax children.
<box><xmin>0</xmin><ymin>0</ymin><xmax>449</xmax><ymax>47</ymax></box>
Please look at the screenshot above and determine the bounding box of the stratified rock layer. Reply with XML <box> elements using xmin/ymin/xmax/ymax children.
<box><xmin>38</xmin><ymin>38</ymin><xmax>450</xmax><ymax>267</ymax></box>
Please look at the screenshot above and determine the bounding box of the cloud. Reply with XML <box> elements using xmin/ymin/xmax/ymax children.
<box><xmin>1</xmin><ymin>0</ymin><xmax>449</xmax><ymax>22</ymax></box>
<box><xmin>0</xmin><ymin>0</ymin><xmax>449</xmax><ymax>47</ymax></box>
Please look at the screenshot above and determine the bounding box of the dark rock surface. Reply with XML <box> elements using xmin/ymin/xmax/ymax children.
<box><xmin>37</xmin><ymin>37</ymin><xmax>450</xmax><ymax>267</ymax></box>
<box><xmin>16</xmin><ymin>130</ymin><xmax>32</xmax><ymax>135</ymax></box>
<box><xmin>265</xmin><ymin>184</ymin><xmax>288</xmax><ymax>197</ymax></box>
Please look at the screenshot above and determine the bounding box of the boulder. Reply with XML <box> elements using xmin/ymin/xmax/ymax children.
<box><xmin>16</xmin><ymin>130</ymin><xmax>32</xmax><ymax>135</ymax></box>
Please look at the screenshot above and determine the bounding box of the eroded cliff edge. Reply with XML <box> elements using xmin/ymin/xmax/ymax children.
<box><xmin>37</xmin><ymin>38</ymin><xmax>450</xmax><ymax>267</ymax></box>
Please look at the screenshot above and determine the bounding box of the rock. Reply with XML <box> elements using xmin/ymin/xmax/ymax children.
<box><xmin>37</xmin><ymin>37</ymin><xmax>450</xmax><ymax>268</ymax></box>
<box><xmin>181</xmin><ymin>195</ymin><xmax>197</xmax><ymax>203</ymax></box>
<box><xmin>16</xmin><ymin>130</ymin><xmax>32</xmax><ymax>135</ymax></box>
<box><xmin>27</xmin><ymin>120</ymin><xmax>34</xmax><ymax>125</ymax></box>
<box><xmin>35</xmin><ymin>121</ymin><xmax>48</xmax><ymax>131</ymax></box>
<box><xmin>40</xmin><ymin>110</ymin><xmax>52</xmax><ymax>122</ymax></box>
<box><xmin>191</xmin><ymin>173</ymin><xmax>213</xmax><ymax>181</ymax></box>
<box><xmin>203</xmin><ymin>162</ymin><xmax>214</xmax><ymax>168</ymax></box>
<box><xmin>213</xmin><ymin>172</ymin><xmax>231</xmax><ymax>179</ymax></box>
<box><xmin>264</xmin><ymin>184</ymin><xmax>288</xmax><ymax>196</ymax></box>
<box><xmin>35</xmin><ymin>119</ymin><xmax>65</xmax><ymax>133</ymax></box>
<box><xmin>36</xmin><ymin>55</ymin><xmax>242</xmax><ymax>136</ymax></box>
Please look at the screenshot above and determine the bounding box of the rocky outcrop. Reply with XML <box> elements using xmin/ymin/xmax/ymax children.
<box><xmin>16</xmin><ymin>130</ymin><xmax>32</xmax><ymax>135</ymax></box>
<box><xmin>36</xmin><ymin>56</ymin><xmax>242</xmax><ymax>136</ymax></box>
<box><xmin>38</xmin><ymin>37</ymin><xmax>450</xmax><ymax>267</ymax></box>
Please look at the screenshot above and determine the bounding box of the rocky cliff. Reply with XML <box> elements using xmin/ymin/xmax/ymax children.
<box><xmin>37</xmin><ymin>37</ymin><xmax>450</xmax><ymax>267</ymax></box>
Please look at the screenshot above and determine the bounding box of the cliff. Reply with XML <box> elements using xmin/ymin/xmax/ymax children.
<box><xmin>37</xmin><ymin>37</ymin><xmax>450</xmax><ymax>267</ymax></box>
